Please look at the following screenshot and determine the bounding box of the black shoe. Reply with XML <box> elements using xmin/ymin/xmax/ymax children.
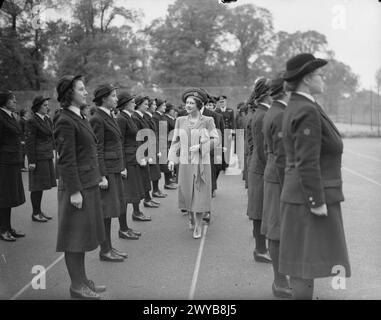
<box><xmin>152</xmin><ymin>191</ymin><xmax>166</xmax><ymax>198</ymax></box>
<box><xmin>9</xmin><ymin>229</ymin><xmax>25</xmax><ymax>238</ymax></box>
<box><xmin>164</xmin><ymin>183</ymin><xmax>177</xmax><ymax>190</ymax></box>
<box><xmin>85</xmin><ymin>279</ymin><xmax>107</xmax><ymax>293</ymax></box>
<box><xmin>99</xmin><ymin>251</ymin><xmax>125</xmax><ymax>262</ymax></box>
<box><xmin>40</xmin><ymin>212</ymin><xmax>52</xmax><ymax>220</ymax></box>
<box><xmin>150</xmin><ymin>198</ymin><xmax>160</xmax><ymax>205</ymax></box>
<box><xmin>253</xmin><ymin>250</ymin><xmax>272</xmax><ymax>263</ymax></box>
<box><xmin>127</xmin><ymin>228</ymin><xmax>141</xmax><ymax>236</ymax></box>
<box><xmin>0</xmin><ymin>231</ymin><xmax>16</xmax><ymax>242</ymax></box>
<box><xmin>111</xmin><ymin>247</ymin><xmax>128</xmax><ymax>259</ymax></box>
<box><xmin>32</xmin><ymin>213</ymin><xmax>48</xmax><ymax>223</ymax></box>
<box><xmin>143</xmin><ymin>200</ymin><xmax>159</xmax><ymax>208</ymax></box>
<box><xmin>272</xmin><ymin>282</ymin><xmax>292</xmax><ymax>299</ymax></box>
<box><xmin>119</xmin><ymin>229</ymin><xmax>139</xmax><ymax>240</ymax></box>
<box><xmin>132</xmin><ymin>212</ymin><xmax>152</xmax><ymax>221</ymax></box>
<box><xmin>203</xmin><ymin>212</ymin><xmax>211</xmax><ymax>223</ymax></box>
<box><xmin>70</xmin><ymin>285</ymin><xmax>101</xmax><ymax>300</ymax></box>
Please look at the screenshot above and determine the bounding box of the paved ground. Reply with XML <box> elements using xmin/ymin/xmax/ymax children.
<box><xmin>0</xmin><ymin>138</ymin><xmax>380</xmax><ymax>300</ymax></box>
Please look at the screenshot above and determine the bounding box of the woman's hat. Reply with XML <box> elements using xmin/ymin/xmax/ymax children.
<box><xmin>0</xmin><ymin>90</ymin><xmax>14</xmax><ymax>107</ymax></box>
<box><xmin>165</xmin><ymin>102</ymin><xmax>175</xmax><ymax>113</ymax></box>
<box><xmin>155</xmin><ymin>98</ymin><xmax>166</xmax><ymax>107</ymax></box>
<box><xmin>247</xmin><ymin>77</ymin><xmax>271</xmax><ymax>108</ymax></box>
<box><xmin>182</xmin><ymin>88</ymin><xmax>208</xmax><ymax>104</ymax></box>
<box><xmin>31</xmin><ymin>95</ymin><xmax>51</xmax><ymax>113</ymax></box>
<box><xmin>134</xmin><ymin>95</ymin><xmax>150</xmax><ymax>108</ymax></box>
<box><xmin>116</xmin><ymin>91</ymin><xmax>135</xmax><ymax>109</ymax></box>
<box><xmin>56</xmin><ymin>75</ymin><xmax>83</xmax><ymax>102</ymax></box>
<box><xmin>283</xmin><ymin>53</ymin><xmax>327</xmax><ymax>82</ymax></box>
<box><xmin>270</xmin><ymin>72</ymin><xmax>286</xmax><ymax>97</ymax></box>
<box><xmin>93</xmin><ymin>84</ymin><xmax>118</xmax><ymax>103</ymax></box>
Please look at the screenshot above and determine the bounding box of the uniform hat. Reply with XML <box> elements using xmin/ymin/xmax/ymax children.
<box><xmin>134</xmin><ymin>95</ymin><xmax>150</xmax><ymax>108</ymax></box>
<box><xmin>0</xmin><ymin>90</ymin><xmax>15</xmax><ymax>107</ymax></box>
<box><xmin>182</xmin><ymin>88</ymin><xmax>208</xmax><ymax>104</ymax></box>
<box><xmin>247</xmin><ymin>77</ymin><xmax>271</xmax><ymax>108</ymax></box>
<box><xmin>31</xmin><ymin>95</ymin><xmax>50</xmax><ymax>113</ymax></box>
<box><xmin>93</xmin><ymin>84</ymin><xmax>118</xmax><ymax>103</ymax></box>
<box><xmin>56</xmin><ymin>75</ymin><xmax>83</xmax><ymax>102</ymax></box>
<box><xmin>218</xmin><ymin>95</ymin><xmax>227</xmax><ymax>101</ymax></box>
<box><xmin>165</xmin><ymin>102</ymin><xmax>175</xmax><ymax>113</ymax></box>
<box><xmin>283</xmin><ymin>53</ymin><xmax>327</xmax><ymax>82</ymax></box>
<box><xmin>116</xmin><ymin>91</ymin><xmax>135</xmax><ymax>109</ymax></box>
<box><xmin>155</xmin><ymin>98</ymin><xmax>166</xmax><ymax>107</ymax></box>
<box><xmin>270</xmin><ymin>72</ymin><xmax>286</xmax><ymax>97</ymax></box>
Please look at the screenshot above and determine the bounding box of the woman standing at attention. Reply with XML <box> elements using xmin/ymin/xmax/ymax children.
<box><xmin>54</xmin><ymin>75</ymin><xmax>106</xmax><ymax>299</ymax></box>
<box><xmin>168</xmin><ymin>88</ymin><xmax>219</xmax><ymax>239</ymax></box>
<box><xmin>279</xmin><ymin>53</ymin><xmax>351</xmax><ymax>299</ymax></box>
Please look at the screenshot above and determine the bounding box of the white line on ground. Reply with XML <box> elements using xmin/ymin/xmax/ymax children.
<box><xmin>9</xmin><ymin>253</ymin><xmax>64</xmax><ymax>300</ymax></box>
<box><xmin>346</xmin><ymin>149</ymin><xmax>381</xmax><ymax>163</ymax></box>
<box><xmin>188</xmin><ymin>224</ymin><xmax>208</xmax><ymax>300</ymax></box>
<box><xmin>343</xmin><ymin>167</ymin><xmax>381</xmax><ymax>187</ymax></box>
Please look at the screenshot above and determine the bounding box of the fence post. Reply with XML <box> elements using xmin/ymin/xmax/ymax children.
<box><xmin>370</xmin><ymin>87</ymin><xmax>373</xmax><ymax>131</ymax></box>
<box><xmin>378</xmin><ymin>84</ymin><xmax>380</xmax><ymax>137</ymax></box>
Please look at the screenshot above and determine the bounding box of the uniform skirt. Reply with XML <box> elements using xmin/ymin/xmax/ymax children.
<box><xmin>29</xmin><ymin>159</ymin><xmax>57</xmax><ymax>192</ymax></box>
<box><xmin>56</xmin><ymin>185</ymin><xmax>105</xmax><ymax>252</ymax></box>
<box><xmin>140</xmin><ymin>166</ymin><xmax>151</xmax><ymax>193</ymax></box>
<box><xmin>123</xmin><ymin>164</ymin><xmax>145</xmax><ymax>203</ymax></box>
<box><xmin>247</xmin><ymin>171</ymin><xmax>264</xmax><ymax>220</ymax></box>
<box><xmin>100</xmin><ymin>173</ymin><xmax>124</xmax><ymax>218</ymax></box>
<box><xmin>149</xmin><ymin>163</ymin><xmax>161</xmax><ymax>181</ymax></box>
<box><xmin>0</xmin><ymin>164</ymin><xmax>25</xmax><ymax>208</ymax></box>
<box><xmin>279</xmin><ymin>201</ymin><xmax>351</xmax><ymax>279</ymax></box>
<box><xmin>261</xmin><ymin>181</ymin><xmax>281</xmax><ymax>240</ymax></box>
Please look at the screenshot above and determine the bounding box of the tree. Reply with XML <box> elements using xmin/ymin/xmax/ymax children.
<box><xmin>223</xmin><ymin>4</ymin><xmax>274</xmax><ymax>85</ymax></box>
<box><xmin>376</xmin><ymin>67</ymin><xmax>381</xmax><ymax>90</ymax></box>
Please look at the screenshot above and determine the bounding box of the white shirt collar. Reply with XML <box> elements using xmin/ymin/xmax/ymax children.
<box><xmin>122</xmin><ymin>110</ymin><xmax>131</xmax><ymax>117</ymax></box>
<box><xmin>0</xmin><ymin>107</ymin><xmax>13</xmax><ymax>117</ymax></box>
<box><xmin>166</xmin><ymin>114</ymin><xmax>174</xmax><ymax>120</ymax></box>
<box><xmin>260</xmin><ymin>102</ymin><xmax>271</xmax><ymax>109</ymax></box>
<box><xmin>135</xmin><ymin>110</ymin><xmax>143</xmax><ymax>117</ymax></box>
<box><xmin>220</xmin><ymin>106</ymin><xmax>226</xmax><ymax>112</ymax></box>
<box><xmin>295</xmin><ymin>91</ymin><xmax>316</xmax><ymax>103</ymax></box>
<box><xmin>156</xmin><ymin>111</ymin><xmax>163</xmax><ymax>116</ymax></box>
<box><xmin>275</xmin><ymin>100</ymin><xmax>287</xmax><ymax>107</ymax></box>
<box><xmin>68</xmin><ymin>106</ymin><xmax>82</xmax><ymax>117</ymax></box>
<box><xmin>36</xmin><ymin>112</ymin><xmax>45</xmax><ymax>120</ymax></box>
<box><xmin>200</xmin><ymin>106</ymin><xmax>205</xmax><ymax>115</ymax></box>
<box><xmin>99</xmin><ymin>106</ymin><xmax>111</xmax><ymax>117</ymax></box>
<box><xmin>145</xmin><ymin>111</ymin><xmax>153</xmax><ymax>118</ymax></box>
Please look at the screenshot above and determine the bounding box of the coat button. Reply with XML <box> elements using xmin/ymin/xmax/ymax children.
<box><xmin>309</xmin><ymin>197</ymin><xmax>313</xmax><ymax>201</ymax></box>
<box><xmin>312</xmin><ymin>201</ymin><xmax>316</xmax><ymax>206</ymax></box>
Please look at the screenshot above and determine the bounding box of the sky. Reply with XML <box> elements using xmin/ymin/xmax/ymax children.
<box><xmin>117</xmin><ymin>0</ymin><xmax>381</xmax><ymax>90</ymax></box>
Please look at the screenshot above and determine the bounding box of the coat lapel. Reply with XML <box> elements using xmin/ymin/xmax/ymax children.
<box><xmin>0</xmin><ymin>109</ymin><xmax>22</xmax><ymax>134</ymax></box>
<box><xmin>314</xmin><ymin>102</ymin><xmax>341</xmax><ymax>137</ymax></box>
<box><xmin>33</xmin><ymin>113</ymin><xmax>52</xmax><ymax>135</ymax></box>
<box><xmin>64</xmin><ymin>109</ymin><xmax>98</xmax><ymax>142</ymax></box>
<box><xmin>97</xmin><ymin>109</ymin><xmax>122</xmax><ymax>138</ymax></box>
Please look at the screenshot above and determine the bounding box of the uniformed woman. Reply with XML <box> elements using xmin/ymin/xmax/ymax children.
<box><xmin>0</xmin><ymin>90</ymin><xmax>26</xmax><ymax>241</ymax></box>
<box><xmin>246</xmin><ymin>78</ymin><xmax>272</xmax><ymax>263</ymax></box>
<box><xmin>54</xmin><ymin>75</ymin><xmax>106</xmax><ymax>299</ymax></box>
<box><xmin>115</xmin><ymin>91</ymin><xmax>143</xmax><ymax>239</ymax></box>
<box><xmin>165</xmin><ymin>103</ymin><xmax>178</xmax><ymax>184</ymax></box>
<box><xmin>26</xmin><ymin>96</ymin><xmax>57</xmax><ymax>223</ymax></box>
<box><xmin>261</xmin><ymin>75</ymin><xmax>291</xmax><ymax>298</ymax></box>
<box><xmin>89</xmin><ymin>84</ymin><xmax>128</xmax><ymax>262</ymax></box>
<box><xmin>168</xmin><ymin>88</ymin><xmax>219</xmax><ymax>239</ymax></box>
<box><xmin>279</xmin><ymin>53</ymin><xmax>351</xmax><ymax>299</ymax></box>
<box><xmin>131</xmin><ymin>96</ymin><xmax>155</xmax><ymax>219</ymax></box>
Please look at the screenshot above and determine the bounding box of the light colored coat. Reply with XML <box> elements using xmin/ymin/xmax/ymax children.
<box><xmin>168</xmin><ymin>115</ymin><xmax>219</xmax><ymax>212</ymax></box>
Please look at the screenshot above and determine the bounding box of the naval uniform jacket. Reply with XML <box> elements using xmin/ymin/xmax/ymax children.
<box><xmin>89</xmin><ymin>109</ymin><xmax>124</xmax><ymax>176</ymax></box>
<box><xmin>215</xmin><ymin>107</ymin><xmax>235</xmax><ymax>130</ymax></box>
<box><xmin>249</xmin><ymin>104</ymin><xmax>269</xmax><ymax>175</ymax></box>
<box><xmin>281</xmin><ymin>92</ymin><xmax>344</xmax><ymax>209</ymax></box>
<box><xmin>25</xmin><ymin>113</ymin><xmax>55</xmax><ymax>164</ymax></box>
<box><xmin>262</xmin><ymin>100</ymin><xmax>286</xmax><ymax>186</ymax></box>
<box><xmin>117</xmin><ymin>111</ymin><xmax>140</xmax><ymax>166</ymax></box>
<box><xmin>0</xmin><ymin>109</ymin><xmax>23</xmax><ymax>165</ymax></box>
<box><xmin>54</xmin><ymin>109</ymin><xmax>101</xmax><ymax>194</ymax></box>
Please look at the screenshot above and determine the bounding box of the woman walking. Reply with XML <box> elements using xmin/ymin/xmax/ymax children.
<box><xmin>89</xmin><ymin>84</ymin><xmax>128</xmax><ymax>262</ymax></box>
<box><xmin>246</xmin><ymin>78</ymin><xmax>272</xmax><ymax>263</ymax></box>
<box><xmin>0</xmin><ymin>90</ymin><xmax>26</xmax><ymax>241</ymax></box>
<box><xmin>168</xmin><ymin>88</ymin><xmax>219</xmax><ymax>239</ymax></box>
<box><xmin>261</xmin><ymin>74</ymin><xmax>291</xmax><ymax>298</ymax></box>
<box><xmin>279</xmin><ymin>53</ymin><xmax>351</xmax><ymax>299</ymax></box>
<box><xmin>54</xmin><ymin>75</ymin><xmax>106</xmax><ymax>299</ymax></box>
<box><xmin>26</xmin><ymin>96</ymin><xmax>57</xmax><ymax>223</ymax></box>
<box><xmin>115</xmin><ymin>91</ymin><xmax>144</xmax><ymax>239</ymax></box>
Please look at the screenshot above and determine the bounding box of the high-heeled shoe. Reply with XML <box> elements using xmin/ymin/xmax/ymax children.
<box><xmin>85</xmin><ymin>279</ymin><xmax>107</xmax><ymax>293</ymax></box>
<box><xmin>193</xmin><ymin>225</ymin><xmax>202</xmax><ymax>239</ymax></box>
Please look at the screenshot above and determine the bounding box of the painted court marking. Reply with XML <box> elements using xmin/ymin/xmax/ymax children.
<box><xmin>343</xmin><ymin>167</ymin><xmax>381</xmax><ymax>188</ymax></box>
<box><xmin>346</xmin><ymin>149</ymin><xmax>381</xmax><ymax>163</ymax></box>
<box><xmin>188</xmin><ymin>224</ymin><xmax>209</xmax><ymax>300</ymax></box>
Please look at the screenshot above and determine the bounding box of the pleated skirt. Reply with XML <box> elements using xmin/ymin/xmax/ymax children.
<box><xmin>261</xmin><ymin>181</ymin><xmax>281</xmax><ymax>240</ymax></box>
<box><xmin>0</xmin><ymin>164</ymin><xmax>25</xmax><ymax>208</ymax></box>
<box><xmin>56</xmin><ymin>185</ymin><xmax>105</xmax><ymax>252</ymax></box>
<box><xmin>279</xmin><ymin>201</ymin><xmax>351</xmax><ymax>279</ymax></box>
<box><xmin>123</xmin><ymin>164</ymin><xmax>145</xmax><ymax>203</ymax></box>
<box><xmin>29</xmin><ymin>159</ymin><xmax>57</xmax><ymax>192</ymax></box>
<box><xmin>100</xmin><ymin>173</ymin><xmax>124</xmax><ymax>218</ymax></box>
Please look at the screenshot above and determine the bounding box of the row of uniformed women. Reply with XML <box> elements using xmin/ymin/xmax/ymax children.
<box><xmin>54</xmin><ymin>76</ymin><xmax>181</xmax><ymax>299</ymax></box>
<box><xmin>245</xmin><ymin>53</ymin><xmax>351</xmax><ymax>300</ymax></box>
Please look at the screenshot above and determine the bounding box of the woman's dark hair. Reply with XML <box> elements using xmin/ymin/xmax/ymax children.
<box><xmin>192</xmin><ymin>98</ymin><xmax>203</xmax><ymax>110</ymax></box>
<box><xmin>285</xmin><ymin>79</ymin><xmax>302</xmax><ymax>92</ymax></box>
<box><xmin>59</xmin><ymin>77</ymin><xmax>84</xmax><ymax>109</ymax></box>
